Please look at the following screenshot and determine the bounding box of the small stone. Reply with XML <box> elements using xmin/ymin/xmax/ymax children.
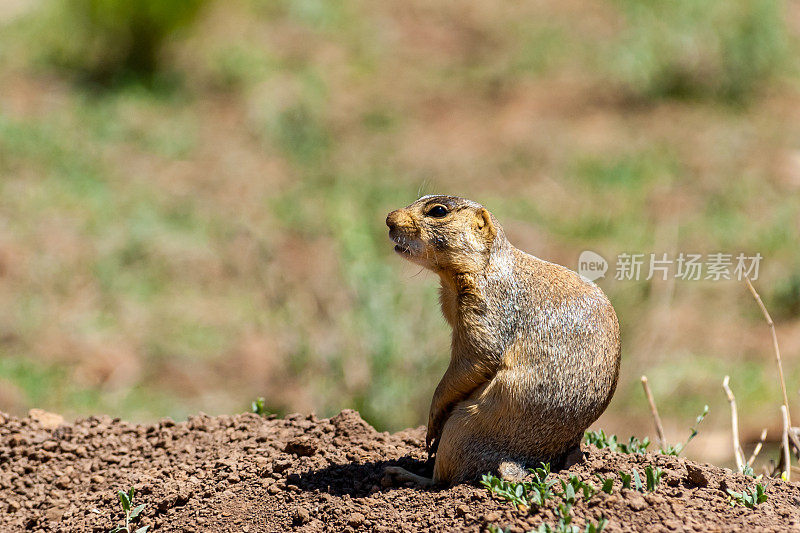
<box><xmin>45</xmin><ymin>507</ymin><xmax>65</xmax><ymax>522</ymax></box>
<box><xmin>484</xmin><ymin>511</ymin><xmax>501</xmax><ymax>522</ymax></box>
<box><xmin>347</xmin><ymin>513</ymin><xmax>365</xmax><ymax>527</ymax></box>
<box><xmin>284</xmin><ymin>436</ymin><xmax>317</xmax><ymax>457</ymax></box>
<box><xmin>215</xmin><ymin>458</ymin><xmax>236</xmax><ymax>471</ymax></box>
<box><xmin>8</xmin><ymin>434</ymin><xmax>28</xmax><ymax>447</ymax></box>
<box><xmin>456</xmin><ymin>504</ymin><xmax>469</xmax><ymax>517</ymax></box>
<box><xmin>644</xmin><ymin>493</ymin><xmax>664</xmax><ymax>505</ymax></box>
<box><xmin>685</xmin><ymin>464</ymin><xmax>708</xmax><ymax>487</ymax></box>
<box><xmin>42</xmin><ymin>441</ymin><xmax>58</xmax><ymax>452</ymax></box>
<box><xmin>267</xmin><ymin>484</ymin><xmax>281</xmax><ymax>495</ymax></box>
<box><xmin>29</xmin><ymin>408</ymin><xmax>64</xmax><ymax>430</ymax></box>
<box><xmin>294</xmin><ymin>508</ymin><xmax>311</xmax><ymax>524</ymax></box>
<box><xmin>273</xmin><ymin>459</ymin><xmax>291</xmax><ymax>473</ymax></box>
<box><xmin>55</xmin><ymin>476</ymin><xmax>71</xmax><ymax>490</ymax></box>
<box><xmin>627</xmin><ymin>493</ymin><xmax>647</xmax><ymax>511</ymax></box>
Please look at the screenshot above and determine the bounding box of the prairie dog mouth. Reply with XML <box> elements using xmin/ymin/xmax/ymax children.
<box><xmin>391</xmin><ymin>234</ymin><xmax>417</xmax><ymax>256</ymax></box>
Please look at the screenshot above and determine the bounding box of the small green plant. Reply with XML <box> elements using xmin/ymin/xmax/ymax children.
<box><xmin>644</xmin><ymin>465</ymin><xmax>663</xmax><ymax>491</ymax></box>
<box><xmin>534</xmin><ymin>502</ymin><xmax>575</xmax><ymax>533</ymax></box>
<box><xmin>556</xmin><ymin>502</ymin><xmax>575</xmax><ymax>532</ymax></box>
<box><xmin>595</xmin><ymin>474</ymin><xmax>614</xmax><ymax>494</ymax></box>
<box><xmin>529</xmin><ymin>464</ymin><xmax>557</xmax><ymax>506</ymax></box>
<box><xmin>660</xmin><ymin>405</ymin><xmax>709</xmax><ymax>456</ymax></box>
<box><xmin>581</xmin><ymin>482</ymin><xmax>596</xmax><ymax>502</ymax></box>
<box><xmin>251</xmin><ymin>397</ymin><xmax>268</xmax><ymax>415</ymax></box>
<box><xmin>618</xmin><ymin>466</ymin><xmax>661</xmax><ymax>492</ymax></box>
<box><xmin>561</xmin><ymin>475</ymin><xmax>597</xmax><ymax>502</ymax></box>
<box><xmin>585</xmin><ymin>518</ymin><xmax>608</xmax><ymax>533</ymax></box>
<box><xmin>487</xmin><ymin>525</ymin><xmax>509</xmax><ymax>533</ymax></box>
<box><xmin>111</xmin><ymin>487</ymin><xmax>148</xmax><ymax>533</ymax></box>
<box><xmin>741</xmin><ymin>464</ymin><xmax>755</xmax><ymax>477</ymax></box>
<box><xmin>480</xmin><ymin>463</ymin><xmax>556</xmax><ymax>510</ymax></box>
<box><xmin>561</xmin><ymin>481</ymin><xmax>576</xmax><ymax>505</ymax></box>
<box><xmin>584</xmin><ymin>430</ymin><xmax>650</xmax><ymax>454</ymax></box>
<box><xmin>728</xmin><ymin>484</ymin><xmax>769</xmax><ymax>508</ymax></box>
<box><xmin>632</xmin><ymin>468</ymin><xmax>644</xmax><ymax>491</ymax></box>
<box><xmin>480</xmin><ymin>463</ymin><xmax>612</xmax><ymax>532</ymax></box>
<box><xmin>534</xmin><ymin>504</ymin><xmax>607</xmax><ymax>533</ymax></box>
<box><xmin>481</xmin><ymin>474</ymin><xmax>528</xmax><ymax>509</ymax></box>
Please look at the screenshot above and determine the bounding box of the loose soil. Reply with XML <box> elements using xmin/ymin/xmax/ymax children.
<box><xmin>1</xmin><ymin>409</ymin><xmax>799</xmax><ymax>532</ymax></box>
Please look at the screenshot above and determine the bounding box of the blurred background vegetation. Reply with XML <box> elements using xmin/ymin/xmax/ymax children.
<box><xmin>0</xmin><ymin>0</ymin><xmax>798</xmax><ymax>465</ymax></box>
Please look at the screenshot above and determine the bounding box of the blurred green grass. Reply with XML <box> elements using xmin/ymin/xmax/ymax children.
<box><xmin>612</xmin><ymin>0</ymin><xmax>789</xmax><ymax>102</ymax></box>
<box><xmin>0</xmin><ymin>0</ymin><xmax>799</xmax><ymax>465</ymax></box>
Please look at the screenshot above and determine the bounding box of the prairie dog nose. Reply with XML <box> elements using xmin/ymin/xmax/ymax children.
<box><xmin>386</xmin><ymin>209</ymin><xmax>411</xmax><ymax>230</ymax></box>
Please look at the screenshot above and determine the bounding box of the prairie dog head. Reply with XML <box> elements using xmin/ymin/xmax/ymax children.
<box><xmin>385</xmin><ymin>195</ymin><xmax>500</xmax><ymax>273</ymax></box>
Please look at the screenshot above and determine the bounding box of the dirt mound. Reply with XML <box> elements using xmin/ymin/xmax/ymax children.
<box><xmin>1</xmin><ymin>409</ymin><xmax>799</xmax><ymax>532</ymax></box>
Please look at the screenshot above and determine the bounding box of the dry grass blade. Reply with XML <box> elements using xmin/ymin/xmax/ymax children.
<box><xmin>641</xmin><ymin>375</ymin><xmax>666</xmax><ymax>449</ymax></box>
<box><xmin>722</xmin><ymin>376</ymin><xmax>745</xmax><ymax>471</ymax></box>
<box><xmin>781</xmin><ymin>405</ymin><xmax>791</xmax><ymax>481</ymax></box>
<box><xmin>745</xmin><ymin>277</ymin><xmax>791</xmax><ymax>427</ymax></box>
<box><xmin>746</xmin><ymin>276</ymin><xmax>794</xmax><ymax>476</ymax></box>
<box><xmin>747</xmin><ymin>428</ymin><xmax>768</xmax><ymax>468</ymax></box>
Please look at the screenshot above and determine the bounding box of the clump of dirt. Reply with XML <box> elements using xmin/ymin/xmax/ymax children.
<box><xmin>1</xmin><ymin>409</ymin><xmax>799</xmax><ymax>532</ymax></box>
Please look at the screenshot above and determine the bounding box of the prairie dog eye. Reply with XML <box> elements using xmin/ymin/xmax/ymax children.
<box><xmin>426</xmin><ymin>205</ymin><xmax>448</xmax><ymax>218</ymax></box>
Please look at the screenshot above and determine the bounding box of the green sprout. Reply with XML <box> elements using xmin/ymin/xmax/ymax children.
<box><xmin>617</xmin><ymin>466</ymin><xmax>662</xmax><ymax>492</ymax></box>
<box><xmin>728</xmin><ymin>484</ymin><xmax>769</xmax><ymax>508</ymax></box>
<box><xmin>560</xmin><ymin>475</ymin><xmax>597</xmax><ymax>502</ymax></box>
<box><xmin>644</xmin><ymin>465</ymin><xmax>663</xmax><ymax>491</ymax></box>
<box><xmin>584</xmin><ymin>430</ymin><xmax>650</xmax><ymax>454</ymax></box>
<box><xmin>111</xmin><ymin>487</ymin><xmax>148</xmax><ymax>533</ymax></box>
<box><xmin>535</xmin><ymin>503</ymin><xmax>607</xmax><ymax>533</ymax></box>
<box><xmin>595</xmin><ymin>474</ymin><xmax>613</xmax><ymax>494</ymax></box>
<box><xmin>251</xmin><ymin>397</ymin><xmax>268</xmax><ymax>415</ymax></box>
<box><xmin>661</xmin><ymin>405</ymin><xmax>709</xmax><ymax>456</ymax></box>
<box><xmin>480</xmin><ymin>463</ymin><xmax>555</xmax><ymax>510</ymax></box>
<box><xmin>483</xmin><ymin>465</ymin><xmax>609</xmax><ymax>533</ymax></box>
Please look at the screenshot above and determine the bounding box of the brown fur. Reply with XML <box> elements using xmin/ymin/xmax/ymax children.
<box><xmin>384</xmin><ymin>195</ymin><xmax>620</xmax><ymax>486</ymax></box>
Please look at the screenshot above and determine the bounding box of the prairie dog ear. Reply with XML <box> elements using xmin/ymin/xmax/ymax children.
<box><xmin>475</xmin><ymin>208</ymin><xmax>496</xmax><ymax>241</ymax></box>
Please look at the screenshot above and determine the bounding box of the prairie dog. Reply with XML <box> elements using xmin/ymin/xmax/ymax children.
<box><xmin>384</xmin><ymin>195</ymin><xmax>620</xmax><ymax>486</ymax></box>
